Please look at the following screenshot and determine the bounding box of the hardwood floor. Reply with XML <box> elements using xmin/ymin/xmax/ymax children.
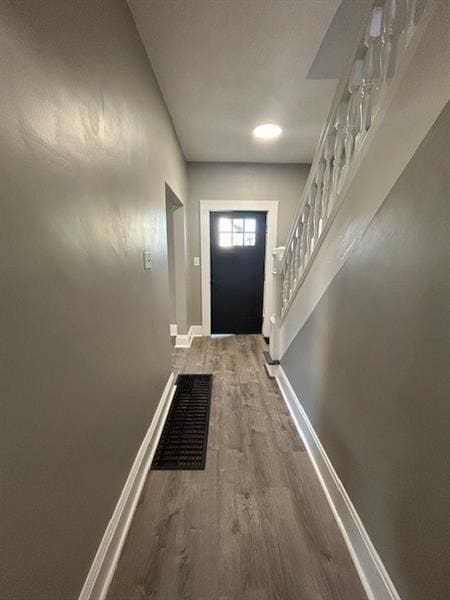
<box><xmin>107</xmin><ymin>335</ymin><xmax>366</xmax><ymax>600</ymax></box>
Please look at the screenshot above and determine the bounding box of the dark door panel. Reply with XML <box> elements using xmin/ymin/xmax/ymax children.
<box><xmin>210</xmin><ymin>211</ymin><xmax>266</xmax><ymax>334</ymax></box>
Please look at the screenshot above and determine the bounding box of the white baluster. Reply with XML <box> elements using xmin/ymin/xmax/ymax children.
<box><xmin>282</xmin><ymin>261</ymin><xmax>288</xmax><ymax>312</ymax></box>
<box><xmin>298</xmin><ymin>209</ymin><xmax>307</xmax><ymax>270</ymax></box>
<box><xmin>379</xmin><ymin>0</ymin><xmax>397</xmax><ymax>88</ymax></box>
<box><xmin>302</xmin><ymin>211</ymin><xmax>308</xmax><ymax>267</ymax></box>
<box><xmin>331</xmin><ymin>103</ymin><xmax>346</xmax><ymax>204</ymax></box>
<box><xmin>304</xmin><ymin>202</ymin><xmax>314</xmax><ymax>263</ymax></box>
<box><xmin>296</xmin><ymin>221</ymin><xmax>304</xmax><ymax>279</ymax></box>
<box><xmin>309</xmin><ymin>183</ymin><xmax>319</xmax><ymax>253</ymax></box>
<box><xmin>290</xmin><ymin>236</ymin><xmax>297</xmax><ymax>289</ymax></box>
<box><xmin>294</xmin><ymin>224</ymin><xmax>303</xmax><ymax>281</ymax></box>
<box><xmin>314</xmin><ymin>162</ymin><xmax>325</xmax><ymax>238</ymax></box>
<box><xmin>341</xmin><ymin>60</ymin><xmax>363</xmax><ymax>189</ymax></box>
<box><xmin>284</xmin><ymin>256</ymin><xmax>290</xmax><ymax>304</ymax></box>
<box><xmin>355</xmin><ymin>6</ymin><xmax>383</xmax><ymax>151</ymax></box>
<box><xmin>287</xmin><ymin>251</ymin><xmax>294</xmax><ymax>301</ymax></box>
<box><xmin>291</xmin><ymin>226</ymin><xmax>298</xmax><ymax>284</ymax></box>
<box><xmin>297</xmin><ymin>212</ymin><xmax>306</xmax><ymax>274</ymax></box>
<box><xmin>292</xmin><ymin>234</ymin><xmax>298</xmax><ymax>287</ymax></box>
<box><xmin>285</xmin><ymin>257</ymin><xmax>291</xmax><ymax>304</ymax></box>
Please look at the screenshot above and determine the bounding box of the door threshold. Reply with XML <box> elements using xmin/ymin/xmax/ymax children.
<box><xmin>210</xmin><ymin>334</ymin><xmax>235</xmax><ymax>339</ymax></box>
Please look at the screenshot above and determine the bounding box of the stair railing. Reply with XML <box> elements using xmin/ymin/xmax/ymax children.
<box><xmin>274</xmin><ymin>0</ymin><xmax>432</xmax><ymax>334</ymax></box>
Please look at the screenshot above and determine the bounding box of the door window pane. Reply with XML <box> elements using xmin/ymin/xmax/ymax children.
<box><xmin>244</xmin><ymin>233</ymin><xmax>256</xmax><ymax>246</ymax></box>
<box><xmin>244</xmin><ymin>218</ymin><xmax>256</xmax><ymax>232</ymax></box>
<box><xmin>219</xmin><ymin>232</ymin><xmax>232</xmax><ymax>247</ymax></box>
<box><xmin>219</xmin><ymin>217</ymin><xmax>232</xmax><ymax>232</ymax></box>
<box><xmin>233</xmin><ymin>232</ymin><xmax>244</xmax><ymax>246</ymax></box>
<box><xmin>232</xmin><ymin>218</ymin><xmax>244</xmax><ymax>233</ymax></box>
<box><xmin>217</xmin><ymin>216</ymin><xmax>258</xmax><ymax>247</ymax></box>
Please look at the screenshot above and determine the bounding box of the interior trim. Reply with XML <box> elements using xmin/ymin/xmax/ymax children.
<box><xmin>275</xmin><ymin>365</ymin><xmax>401</xmax><ymax>600</ymax></box>
<box><xmin>77</xmin><ymin>373</ymin><xmax>177</xmax><ymax>600</ymax></box>
<box><xmin>200</xmin><ymin>200</ymin><xmax>278</xmax><ymax>338</ymax></box>
<box><xmin>174</xmin><ymin>324</ymin><xmax>203</xmax><ymax>348</ymax></box>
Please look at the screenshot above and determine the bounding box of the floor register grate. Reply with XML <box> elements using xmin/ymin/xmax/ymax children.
<box><xmin>151</xmin><ymin>374</ymin><xmax>213</xmax><ymax>470</ymax></box>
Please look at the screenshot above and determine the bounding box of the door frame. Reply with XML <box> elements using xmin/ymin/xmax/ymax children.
<box><xmin>200</xmin><ymin>200</ymin><xmax>278</xmax><ymax>338</ymax></box>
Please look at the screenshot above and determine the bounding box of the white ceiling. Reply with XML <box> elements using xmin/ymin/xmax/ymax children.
<box><xmin>129</xmin><ymin>0</ymin><xmax>365</xmax><ymax>163</ymax></box>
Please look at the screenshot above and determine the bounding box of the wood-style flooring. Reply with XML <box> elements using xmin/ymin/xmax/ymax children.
<box><xmin>107</xmin><ymin>335</ymin><xmax>366</xmax><ymax>600</ymax></box>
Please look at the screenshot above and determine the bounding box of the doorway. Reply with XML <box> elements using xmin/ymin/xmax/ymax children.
<box><xmin>165</xmin><ymin>184</ymin><xmax>188</xmax><ymax>341</ymax></box>
<box><xmin>210</xmin><ymin>211</ymin><xmax>266</xmax><ymax>334</ymax></box>
<box><xmin>200</xmin><ymin>200</ymin><xmax>278</xmax><ymax>338</ymax></box>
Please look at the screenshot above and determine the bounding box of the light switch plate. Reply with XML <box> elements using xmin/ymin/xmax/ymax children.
<box><xmin>194</xmin><ymin>256</ymin><xmax>200</xmax><ymax>267</ymax></box>
<box><xmin>143</xmin><ymin>251</ymin><xmax>152</xmax><ymax>270</ymax></box>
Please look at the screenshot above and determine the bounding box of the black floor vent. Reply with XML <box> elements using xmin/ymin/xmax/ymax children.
<box><xmin>151</xmin><ymin>374</ymin><xmax>213</xmax><ymax>470</ymax></box>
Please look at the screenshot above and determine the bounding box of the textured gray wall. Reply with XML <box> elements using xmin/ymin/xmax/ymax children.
<box><xmin>187</xmin><ymin>162</ymin><xmax>309</xmax><ymax>325</ymax></box>
<box><xmin>282</xmin><ymin>103</ymin><xmax>450</xmax><ymax>600</ymax></box>
<box><xmin>0</xmin><ymin>1</ymin><xmax>186</xmax><ymax>599</ymax></box>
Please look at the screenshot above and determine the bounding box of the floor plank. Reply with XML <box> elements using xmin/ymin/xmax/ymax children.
<box><xmin>107</xmin><ymin>335</ymin><xmax>366</xmax><ymax>600</ymax></box>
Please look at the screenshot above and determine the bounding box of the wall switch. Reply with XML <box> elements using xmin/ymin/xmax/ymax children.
<box><xmin>143</xmin><ymin>251</ymin><xmax>152</xmax><ymax>270</ymax></box>
<box><xmin>194</xmin><ymin>256</ymin><xmax>200</xmax><ymax>267</ymax></box>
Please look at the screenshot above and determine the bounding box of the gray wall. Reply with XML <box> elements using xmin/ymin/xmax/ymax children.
<box><xmin>187</xmin><ymin>162</ymin><xmax>309</xmax><ymax>324</ymax></box>
<box><xmin>0</xmin><ymin>1</ymin><xmax>186</xmax><ymax>599</ymax></box>
<box><xmin>281</xmin><ymin>103</ymin><xmax>450</xmax><ymax>600</ymax></box>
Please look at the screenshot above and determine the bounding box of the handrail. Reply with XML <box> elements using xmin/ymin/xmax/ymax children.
<box><xmin>279</xmin><ymin>0</ymin><xmax>432</xmax><ymax>320</ymax></box>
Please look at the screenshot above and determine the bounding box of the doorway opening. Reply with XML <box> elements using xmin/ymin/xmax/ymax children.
<box><xmin>165</xmin><ymin>184</ymin><xmax>187</xmax><ymax>341</ymax></box>
<box><xmin>200</xmin><ymin>200</ymin><xmax>278</xmax><ymax>338</ymax></box>
<box><xmin>210</xmin><ymin>211</ymin><xmax>266</xmax><ymax>334</ymax></box>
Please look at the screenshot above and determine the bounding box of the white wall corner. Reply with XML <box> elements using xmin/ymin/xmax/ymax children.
<box><xmin>190</xmin><ymin>325</ymin><xmax>203</xmax><ymax>337</ymax></box>
<box><xmin>275</xmin><ymin>366</ymin><xmax>401</xmax><ymax>600</ymax></box>
<box><xmin>174</xmin><ymin>332</ymin><xmax>191</xmax><ymax>348</ymax></box>
<box><xmin>174</xmin><ymin>325</ymin><xmax>203</xmax><ymax>348</ymax></box>
<box><xmin>77</xmin><ymin>373</ymin><xmax>177</xmax><ymax>600</ymax></box>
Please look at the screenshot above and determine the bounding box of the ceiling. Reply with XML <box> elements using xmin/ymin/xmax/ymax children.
<box><xmin>128</xmin><ymin>0</ymin><xmax>367</xmax><ymax>164</ymax></box>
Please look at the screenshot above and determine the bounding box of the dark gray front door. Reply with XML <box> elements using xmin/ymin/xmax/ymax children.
<box><xmin>210</xmin><ymin>211</ymin><xmax>266</xmax><ymax>334</ymax></box>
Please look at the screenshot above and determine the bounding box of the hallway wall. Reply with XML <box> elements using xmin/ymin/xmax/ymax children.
<box><xmin>0</xmin><ymin>1</ymin><xmax>186</xmax><ymax>599</ymax></box>
<box><xmin>187</xmin><ymin>162</ymin><xmax>309</xmax><ymax>325</ymax></box>
<box><xmin>281</xmin><ymin>103</ymin><xmax>450</xmax><ymax>600</ymax></box>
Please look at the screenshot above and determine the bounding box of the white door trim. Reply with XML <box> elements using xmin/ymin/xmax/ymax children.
<box><xmin>200</xmin><ymin>200</ymin><xmax>278</xmax><ymax>337</ymax></box>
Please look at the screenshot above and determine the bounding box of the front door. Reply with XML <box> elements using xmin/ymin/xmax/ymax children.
<box><xmin>210</xmin><ymin>211</ymin><xmax>266</xmax><ymax>334</ymax></box>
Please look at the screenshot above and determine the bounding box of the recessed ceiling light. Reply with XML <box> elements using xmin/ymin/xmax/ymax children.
<box><xmin>253</xmin><ymin>123</ymin><xmax>282</xmax><ymax>140</ymax></box>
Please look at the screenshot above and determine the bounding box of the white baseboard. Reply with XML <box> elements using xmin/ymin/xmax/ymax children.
<box><xmin>264</xmin><ymin>361</ymin><xmax>278</xmax><ymax>379</ymax></box>
<box><xmin>175</xmin><ymin>325</ymin><xmax>203</xmax><ymax>348</ymax></box>
<box><xmin>78</xmin><ymin>373</ymin><xmax>177</xmax><ymax>600</ymax></box>
<box><xmin>275</xmin><ymin>366</ymin><xmax>400</xmax><ymax>600</ymax></box>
